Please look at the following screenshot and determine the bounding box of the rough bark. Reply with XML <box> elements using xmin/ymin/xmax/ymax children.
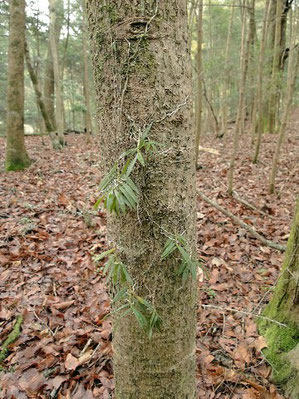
<box><xmin>258</xmin><ymin>198</ymin><xmax>299</xmax><ymax>398</ymax></box>
<box><xmin>86</xmin><ymin>1</ymin><xmax>197</xmax><ymax>398</ymax></box>
<box><xmin>5</xmin><ymin>0</ymin><xmax>31</xmax><ymax>171</ymax></box>
<box><xmin>49</xmin><ymin>0</ymin><xmax>65</xmax><ymax>148</ymax></box>
<box><xmin>195</xmin><ymin>0</ymin><xmax>203</xmax><ymax>167</ymax></box>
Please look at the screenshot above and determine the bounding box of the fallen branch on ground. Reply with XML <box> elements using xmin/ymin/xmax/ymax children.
<box><xmin>0</xmin><ymin>315</ymin><xmax>23</xmax><ymax>365</ymax></box>
<box><xmin>197</xmin><ymin>190</ymin><xmax>286</xmax><ymax>252</ymax></box>
<box><xmin>232</xmin><ymin>192</ymin><xmax>274</xmax><ymax>219</ymax></box>
<box><xmin>201</xmin><ymin>304</ymin><xmax>287</xmax><ymax>327</ymax></box>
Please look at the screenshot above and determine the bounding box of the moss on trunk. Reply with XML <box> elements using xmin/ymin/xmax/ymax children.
<box><xmin>258</xmin><ymin>198</ymin><xmax>299</xmax><ymax>398</ymax></box>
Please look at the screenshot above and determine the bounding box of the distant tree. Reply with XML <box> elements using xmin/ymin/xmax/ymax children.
<box><xmin>48</xmin><ymin>0</ymin><xmax>65</xmax><ymax>148</ymax></box>
<box><xmin>258</xmin><ymin>198</ymin><xmax>299</xmax><ymax>398</ymax></box>
<box><xmin>86</xmin><ymin>0</ymin><xmax>198</xmax><ymax>397</ymax></box>
<box><xmin>25</xmin><ymin>39</ymin><xmax>62</xmax><ymax>149</ymax></box>
<box><xmin>5</xmin><ymin>0</ymin><xmax>31</xmax><ymax>171</ymax></box>
<box><xmin>228</xmin><ymin>0</ymin><xmax>247</xmax><ymax>194</ymax></box>
<box><xmin>252</xmin><ymin>0</ymin><xmax>271</xmax><ymax>163</ymax></box>
<box><xmin>269</xmin><ymin>38</ymin><xmax>298</xmax><ymax>194</ymax></box>
<box><xmin>81</xmin><ymin>0</ymin><xmax>92</xmax><ymax>142</ymax></box>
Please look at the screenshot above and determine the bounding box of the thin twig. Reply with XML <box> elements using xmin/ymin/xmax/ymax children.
<box><xmin>197</xmin><ymin>190</ymin><xmax>286</xmax><ymax>252</ymax></box>
<box><xmin>201</xmin><ymin>304</ymin><xmax>287</xmax><ymax>327</ymax></box>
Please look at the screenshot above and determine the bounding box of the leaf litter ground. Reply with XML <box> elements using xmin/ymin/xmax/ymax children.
<box><xmin>0</xmin><ymin>114</ymin><xmax>298</xmax><ymax>398</ymax></box>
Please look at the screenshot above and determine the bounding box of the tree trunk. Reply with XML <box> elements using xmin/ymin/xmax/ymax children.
<box><xmin>195</xmin><ymin>0</ymin><xmax>203</xmax><ymax>167</ymax></box>
<box><xmin>268</xmin><ymin>0</ymin><xmax>283</xmax><ymax>133</ymax></box>
<box><xmin>43</xmin><ymin>44</ymin><xmax>56</xmax><ymax>132</ymax></box>
<box><xmin>269</xmin><ymin>38</ymin><xmax>298</xmax><ymax>194</ymax></box>
<box><xmin>5</xmin><ymin>0</ymin><xmax>31</xmax><ymax>171</ymax></box>
<box><xmin>49</xmin><ymin>0</ymin><xmax>65</xmax><ymax>148</ymax></box>
<box><xmin>245</xmin><ymin>0</ymin><xmax>256</xmax><ymax>122</ymax></box>
<box><xmin>24</xmin><ymin>40</ymin><xmax>61</xmax><ymax>149</ymax></box>
<box><xmin>86</xmin><ymin>1</ymin><xmax>197</xmax><ymax>398</ymax></box>
<box><xmin>258</xmin><ymin>198</ymin><xmax>299</xmax><ymax>398</ymax></box>
<box><xmin>252</xmin><ymin>0</ymin><xmax>271</xmax><ymax>163</ymax></box>
<box><xmin>228</xmin><ymin>0</ymin><xmax>247</xmax><ymax>195</ymax></box>
<box><xmin>221</xmin><ymin>0</ymin><xmax>235</xmax><ymax>137</ymax></box>
<box><xmin>82</xmin><ymin>1</ymin><xmax>92</xmax><ymax>143</ymax></box>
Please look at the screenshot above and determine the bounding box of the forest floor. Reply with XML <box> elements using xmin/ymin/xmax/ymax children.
<box><xmin>0</xmin><ymin>112</ymin><xmax>298</xmax><ymax>399</ymax></box>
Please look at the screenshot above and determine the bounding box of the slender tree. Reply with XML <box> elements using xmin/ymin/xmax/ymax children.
<box><xmin>195</xmin><ymin>0</ymin><xmax>203</xmax><ymax>167</ymax></box>
<box><xmin>24</xmin><ymin>40</ymin><xmax>62</xmax><ymax>149</ymax></box>
<box><xmin>5</xmin><ymin>0</ymin><xmax>31</xmax><ymax>171</ymax></box>
<box><xmin>86</xmin><ymin>1</ymin><xmax>198</xmax><ymax>398</ymax></box>
<box><xmin>252</xmin><ymin>0</ymin><xmax>271</xmax><ymax>162</ymax></box>
<box><xmin>228</xmin><ymin>0</ymin><xmax>247</xmax><ymax>194</ymax></box>
<box><xmin>258</xmin><ymin>198</ymin><xmax>299</xmax><ymax>398</ymax></box>
<box><xmin>221</xmin><ymin>0</ymin><xmax>235</xmax><ymax>137</ymax></box>
<box><xmin>268</xmin><ymin>0</ymin><xmax>283</xmax><ymax>133</ymax></box>
<box><xmin>82</xmin><ymin>1</ymin><xmax>92</xmax><ymax>142</ymax></box>
<box><xmin>49</xmin><ymin>0</ymin><xmax>65</xmax><ymax>147</ymax></box>
<box><xmin>43</xmin><ymin>44</ymin><xmax>56</xmax><ymax>132</ymax></box>
<box><xmin>269</xmin><ymin>38</ymin><xmax>299</xmax><ymax>194</ymax></box>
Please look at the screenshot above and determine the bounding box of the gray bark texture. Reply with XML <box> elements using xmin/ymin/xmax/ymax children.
<box><xmin>86</xmin><ymin>1</ymin><xmax>197</xmax><ymax>398</ymax></box>
<box><xmin>5</xmin><ymin>0</ymin><xmax>31</xmax><ymax>171</ymax></box>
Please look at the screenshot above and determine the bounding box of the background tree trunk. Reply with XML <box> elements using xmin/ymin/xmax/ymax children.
<box><xmin>86</xmin><ymin>1</ymin><xmax>197</xmax><ymax>398</ymax></box>
<box><xmin>195</xmin><ymin>0</ymin><xmax>203</xmax><ymax>167</ymax></box>
<box><xmin>269</xmin><ymin>37</ymin><xmax>299</xmax><ymax>194</ymax></box>
<box><xmin>5</xmin><ymin>0</ymin><xmax>31</xmax><ymax>171</ymax></box>
<box><xmin>228</xmin><ymin>0</ymin><xmax>247</xmax><ymax>194</ymax></box>
<box><xmin>25</xmin><ymin>40</ymin><xmax>56</xmax><ymax>138</ymax></box>
<box><xmin>49</xmin><ymin>0</ymin><xmax>65</xmax><ymax>148</ymax></box>
<box><xmin>82</xmin><ymin>2</ymin><xmax>92</xmax><ymax>143</ymax></box>
<box><xmin>43</xmin><ymin>44</ymin><xmax>56</xmax><ymax>132</ymax></box>
<box><xmin>258</xmin><ymin>198</ymin><xmax>299</xmax><ymax>398</ymax></box>
<box><xmin>252</xmin><ymin>0</ymin><xmax>271</xmax><ymax>162</ymax></box>
<box><xmin>221</xmin><ymin>0</ymin><xmax>235</xmax><ymax>137</ymax></box>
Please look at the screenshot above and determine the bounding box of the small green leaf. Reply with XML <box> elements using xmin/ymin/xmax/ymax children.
<box><xmin>121</xmin><ymin>264</ymin><xmax>133</xmax><ymax>285</ymax></box>
<box><xmin>119</xmin><ymin>184</ymin><xmax>137</xmax><ymax>208</ymax></box>
<box><xmin>115</xmin><ymin>190</ymin><xmax>126</xmax><ymax>213</ymax></box>
<box><xmin>126</xmin><ymin>177</ymin><xmax>139</xmax><ymax>194</ymax></box>
<box><xmin>136</xmin><ymin>296</ymin><xmax>152</xmax><ymax>310</ymax></box>
<box><xmin>99</xmin><ymin>164</ymin><xmax>117</xmax><ymax>191</ymax></box>
<box><xmin>106</xmin><ymin>192</ymin><xmax>115</xmax><ymax>212</ymax></box>
<box><xmin>94</xmin><ymin>248</ymin><xmax>115</xmax><ymax>262</ymax></box>
<box><xmin>177</xmin><ymin>244</ymin><xmax>192</xmax><ymax>265</ymax></box>
<box><xmin>137</xmin><ymin>150</ymin><xmax>145</xmax><ymax>166</ymax></box>
<box><xmin>132</xmin><ymin>306</ymin><xmax>148</xmax><ymax>329</ymax></box>
<box><xmin>94</xmin><ymin>194</ymin><xmax>106</xmax><ymax>210</ymax></box>
<box><xmin>103</xmin><ymin>255</ymin><xmax>114</xmax><ymax>275</ymax></box>
<box><xmin>161</xmin><ymin>239</ymin><xmax>176</xmax><ymax>259</ymax></box>
<box><xmin>125</xmin><ymin>154</ymin><xmax>138</xmax><ymax>177</ymax></box>
<box><xmin>177</xmin><ymin>261</ymin><xmax>187</xmax><ymax>276</ymax></box>
<box><xmin>141</xmin><ymin>122</ymin><xmax>153</xmax><ymax>140</ymax></box>
<box><xmin>112</xmin><ymin>287</ymin><xmax>128</xmax><ymax>304</ymax></box>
